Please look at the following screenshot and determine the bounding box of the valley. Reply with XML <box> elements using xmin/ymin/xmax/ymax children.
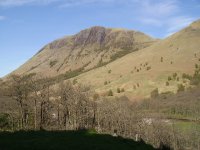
<box><xmin>1</xmin><ymin>19</ymin><xmax>200</xmax><ymax>150</ymax></box>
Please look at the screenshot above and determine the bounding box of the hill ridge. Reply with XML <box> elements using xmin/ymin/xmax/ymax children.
<box><xmin>9</xmin><ymin>26</ymin><xmax>156</xmax><ymax>78</ymax></box>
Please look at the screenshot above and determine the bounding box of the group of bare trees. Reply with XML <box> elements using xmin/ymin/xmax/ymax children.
<box><xmin>0</xmin><ymin>74</ymin><xmax>200</xmax><ymax>150</ymax></box>
<box><xmin>5</xmin><ymin>74</ymin><xmax>96</xmax><ymax>131</ymax></box>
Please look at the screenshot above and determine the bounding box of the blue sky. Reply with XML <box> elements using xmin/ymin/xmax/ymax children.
<box><xmin>0</xmin><ymin>0</ymin><xmax>200</xmax><ymax>77</ymax></box>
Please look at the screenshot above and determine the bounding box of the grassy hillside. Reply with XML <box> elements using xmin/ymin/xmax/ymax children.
<box><xmin>72</xmin><ymin>20</ymin><xmax>200</xmax><ymax>99</ymax></box>
<box><xmin>10</xmin><ymin>26</ymin><xmax>156</xmax><ymax>78</ymax></box>
<box><xmin>0</xmin><ymin>130</ymin><xmax>156</xmax><ymax>150</ymax></box>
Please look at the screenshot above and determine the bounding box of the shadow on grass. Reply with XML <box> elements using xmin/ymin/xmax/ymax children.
<box><xmin>0</xmin><ymin>129</ymin><xmax>157</xmax><ymax>150</ymax></box>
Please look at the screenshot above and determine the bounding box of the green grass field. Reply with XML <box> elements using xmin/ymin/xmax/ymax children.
<box><xmin>0</xmin><ymin>130</ymin><xmax>156</xmax><ymax>150</ymax></box>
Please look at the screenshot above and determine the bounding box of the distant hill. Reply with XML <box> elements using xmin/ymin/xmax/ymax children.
<box><xmin>73</xmin><ymin>20</ymin><xmax>200</xmax><ymax>99</ymax></box>
<box><xmin>4</xmin><ymin>20</ymin><xmax>200</xmax><ymax>99</ymax></box>
<box><xmin>10</xmin><ymin>26</ymin><xmax>156</xmax><ymax>78</ymax></box>
<box><xmin>0</xmin><ymin>130</ymin><xmax>156</xmax><ymax>150</ymax></box>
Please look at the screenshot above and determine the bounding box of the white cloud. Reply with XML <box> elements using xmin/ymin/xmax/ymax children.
<box><xmin>167</xmin><ymin>16</ymin><xmax>195</xmax><ymax>32</ymax></box>
<box><xmin>59</xmin><ymin>0</ymin><xmax>121</xmax><ymax>7</ymax></box>
<box><xmin>137</xmin><ymin>0</ymin><xmax>179</xmax><ymax>18</ymax></box>
<box><xmin>130</xmin><ymin>0</ymin><xmax>196</xmax><ymax>37</ymax></box>
<box><xmin>0</xmin><ymin>0</ymin><xmax>60</xmax><ymax>7</ymax></box>
<box><xmin>0</xmin><ymin>16</ymin><xmax>6</xmax><ymax>20</ymax></box>
<box><xmin>134</xmin><ymin>0</ymin><xmax>179</xmax><ymax>25</ymax></box>
<box><xmin>0</xmin><ymin>0</ymin><xmax>197</xmax><ymax>38</ymax></box>
<box><xmin>0</xmin><ymin>0</ymin><xmax>116</xmax><ymax>7</ymax></box>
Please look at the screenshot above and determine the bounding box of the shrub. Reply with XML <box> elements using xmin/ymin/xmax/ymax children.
<box><xmin>190</xmin><ymin>73</ymin><xmax>200</xmax><ymax>85</ymax></box>
<box><xmin>161</xmin><ymin>57</ymin><xmax>163</xmax><ymax>62</ymax></box>
<box><xmin>172</xmin><ymin>73</ymin><xmax>177</xmax><ymax>79</ymax></box>
<box><xmin>121</xmin><ymin>88</ymin><xmax>125</xmax><ymax>92</ymax></box>
<box><xmin>137</xmin><ymin>69</ymin><xmax>139</xmax><ymax>72</ymax></box>
<box><xmin>151</xmin><ymin>88</ymin><xmax>159</xmax><ymax>98</ymax></box>
<box><xmin>73</xmin><ymin>79</ymin><xmax>78</xmax><ymax>85</ymax></box>
<box><xmin>177</xmin><ymin>84</ymin><xmax>185</xmax><ymax>92</ymax></box>
<box><xmin>168</xmin><ymin>76</ymin><xmax>172</xmax><ymax>81</ymax></box>
<box><xmin>108</xmin><ymin>90</ymin><xmax>113</xmax><ymax>96</ymax></box>
<box><xmin>108</xmin><ymin>70</ymin><xmax>112</xmax><ymax>74</ymax></box>
<box><xmin>93</xmin><ymin>93</ymin><xmax>100</xmax><ymax>100</ymax></box>
<box><xmin>64</xmin><ymin>68</ymin><xmax>84</xmax><ymax>80</ymax></box>
<box><xmin>166</xmin><ymin>81</ymin><xmax>169</xmax><ymax>86</ymax></box>
<box><xmin>177</xmin><ymin>77</ymin><xmax>179</xmax><ymax>81</ymax></box>
<box><xmin>133</xmin><ymin>85</ymin><xmax>136</xmax><ymax>90</ymax></box>
<box><xmin>104</xmin><ymin>81</ymin><xmax>108</xmax><ymax>85</ymax></box>
<box><xmin>0</xmin><ymin>114</ymin><xmax>10</xmax><ymax>130</ymax></box>
<box><xmin>117</xmin><ymin>88</ymin><xmax>121</xmax><ymax>93</ymax></box>
<box><xmin>171</xmin><ymin>61</ymin><xmax>173</xmax><ymax>64</ymax></box>
<box><xmin>147</xmin><ymin>66</ymin><xmax>151</xmax><ymax>71</ymax></box>
<box><xmin>49</xmin><ymin>60</ymin><xmax>58</xmax><ymax>68</ymax></box>
<box><xmin>137</xmin><ymin>83</ymin><xmax>140</xmax><ymax>87</ymax></box>
<box><xmin>182</xmin><ymin>73</ymin><xmax>191</xmax><ymax>80</ymax></box>
<box><xmin>195</xmin><ymin>64</ymin><xmax>198</xmax><ymax>69</ymax></box>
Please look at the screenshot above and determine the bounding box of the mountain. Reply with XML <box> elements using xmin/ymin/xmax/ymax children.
<box><xmin>6</xmin><ymin>20</ymin><xmax>200</xmax><ymax>99</ymax></box>
<box><xmin>11</xmin><ymin>26</ymin><xmax>156</xmax><ymax>77</ymax></box>
<box><xmin>72</xmin><ymin>20</ymin><xmax>200</xmax><ymax>99</ymax></box>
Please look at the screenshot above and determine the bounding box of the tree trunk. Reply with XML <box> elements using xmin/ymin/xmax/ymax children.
<box><xmin>34</xmin><ymin>99</ymin><xmax>37</xmax><ymax>130</ymax></box>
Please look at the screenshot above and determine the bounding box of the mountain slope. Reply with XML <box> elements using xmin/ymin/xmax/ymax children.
<box><xmin>73</xmin><ymin>20</ymin><xmax>200</xmax><ymax>99</ymax></box>
<box><xmin>11</xmin><ymin>26</ymin><xmax>156</xmax><ymax>77</ymax></box>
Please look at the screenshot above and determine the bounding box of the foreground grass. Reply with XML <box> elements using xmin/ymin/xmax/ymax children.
<box><xmin>0</xmin><ymin>130</ymin><xmax>156</xmax><ymax>150</ymax></box>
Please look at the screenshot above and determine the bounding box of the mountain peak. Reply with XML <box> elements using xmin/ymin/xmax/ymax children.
<box><xmin>11</xmin><ymin>26</ymin><xmax>155</xmax><ymax>78</ymax></box>
<box><xmin>74</xmin><ymin>26</ymin><xmax>107</xmax><ymax>46</ymax></box>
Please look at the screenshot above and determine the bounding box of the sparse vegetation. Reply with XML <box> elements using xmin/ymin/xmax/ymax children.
<box><xmin>93</xmin><ymin>93</ymin><xmax>100</xmax><ymax>100</ymax></box>
<box><xmin>107</xmin><ymin>89</ymin><xmax>113</xmax><ymax>96</ymax></box>
<box><xmin>177</xmin><ymin>84</ymin><xmax>185</xmax><ymax>92</ymax></box>
<box><xmin>137</xmin><ymin>83</ymin><xmax>140</xmax><ymax>87</ymax></box>
<box><xmin>160</xmin><ymin>57</ymin><xmax>163</xmax><ymax>62</ymax></box>
<box><xmin>73</xmin><ymin>79</ymin><xmax>78</xmax><ymax>85</ymax></box>
<box><xmin>172</xmin><ymin>72</ymin><xmax>177</xmax><ymax>79</ymax></box>
<box><xmin>64</xmin><ymin>68</ymin><xmax>84</xmax><ymax>80</ymax></box>
<box><xmin>182</xmin><ymin>73</ymin><xmax>192</xmax><ymax>80</ymax></box>
<box><xmin>147</xmin><ymin>66</ymin><xmax>151</xmax><ymax>71</ymax></box>
<box><xmin>195</xmin><ymin>64</ymin><xmax>199</xmax><ymax>69</ymax></box>
<box><xmin>117</xmin><ymin>88</ymin><xmax>121</xmax><ymax>93</ymax></box>
<box><xmin>168</xmin><ymin>76</ymin><xmax>172</xmax><ymax>81</ymax></box>
<box><xmin>49</xmin><ymin>60</ymin><xmax>58</xmax><ymax>68</ymax></box>
<box><xmin>151</xmin><ymin>88</ymin><xmax>159</xmax><ymax>98</ymax></box>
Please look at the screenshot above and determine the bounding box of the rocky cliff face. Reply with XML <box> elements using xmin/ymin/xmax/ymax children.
<box><xmin>11</xmin><ymin>26</ymin><xmax>156</xmax><ymax>78</ymax></box>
